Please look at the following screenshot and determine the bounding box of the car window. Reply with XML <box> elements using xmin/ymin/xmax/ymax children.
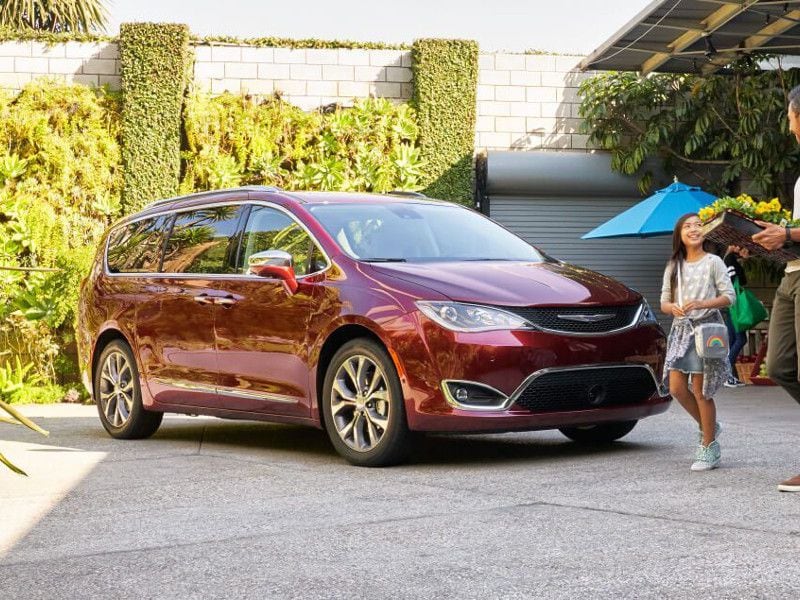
<box><xmin>308</xmin><ymin>202</ymin><xmax>544</xmax><ymax>262</ymax></box>
<box><xmin>106</xmin><ymin>216</ymin><xmax>171</xmax><ymax>273</ymax></box>
<box><xmin>238</xmin><ymin>206</ymin><xmax>324</xmax><ymax>277</ymax></box>
<box><xmin>161</xmin><ymin>205</ymin><xmax>245</xmax><ymax>274</ymax></box>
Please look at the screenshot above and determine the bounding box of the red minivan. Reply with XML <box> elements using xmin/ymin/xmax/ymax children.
<box><xmin>77</xmin><ymin>187</ymin><xmax>670</xmax><ymax>466</ymax></box>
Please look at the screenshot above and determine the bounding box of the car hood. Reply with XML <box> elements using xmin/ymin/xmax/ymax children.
<box><xmin>368</xmin><ymin>260</ymin><xmax>641</xmax><ymax>306</ymax></box>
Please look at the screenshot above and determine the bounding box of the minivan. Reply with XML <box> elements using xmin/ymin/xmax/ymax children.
<box><xmin>77</xmin><ymin>187</ymin><xmax>670</xmax><ymax>466</ymax></box>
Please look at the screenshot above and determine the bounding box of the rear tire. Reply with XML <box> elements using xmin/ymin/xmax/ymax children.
<box><xmin>94</xmin><ymin>340</ymin><xmax>162</xmax><ymax>439</ymax></box>
<box><xmin>559</xmin><ymin>420</ymin><xmax>638</xmax><ymax>444</ymax></box>
<box><xmin>321</xmin><ymin>339</ymin><xmax>412</xmax><ymax>467</ymax></box>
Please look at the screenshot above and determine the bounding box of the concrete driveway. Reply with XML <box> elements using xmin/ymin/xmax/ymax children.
<box><xmin>1</xmin><ymin>386</ymin><xmax>799</xmax><ymax>599</ymax></box>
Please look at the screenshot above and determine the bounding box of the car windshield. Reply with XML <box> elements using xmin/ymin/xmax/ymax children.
<box><xmin>307</xmin><ymin>202</ymin><xmax>546</xmax><ymax>262</ymax></box>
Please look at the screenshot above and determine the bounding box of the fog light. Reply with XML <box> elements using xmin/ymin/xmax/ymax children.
<box><xmin>443</xmin><ymin>380</ymin><xmax>508</xmax><ymax>410</ymax></box>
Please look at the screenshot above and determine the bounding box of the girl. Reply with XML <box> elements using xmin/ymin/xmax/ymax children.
<box><xmin>660</xmin><ymin>213</ymin><xmax>736</xmax><ymax>471</ymax></box>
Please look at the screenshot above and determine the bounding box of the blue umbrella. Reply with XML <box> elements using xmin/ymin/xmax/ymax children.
<box><xmin>582</xmin><ymin>180</ymin><xmax>717</xmax><ymax>239</ymax></box>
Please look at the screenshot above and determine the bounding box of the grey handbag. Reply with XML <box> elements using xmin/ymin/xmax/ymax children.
<box><xmin>677</xmin><ymin>261</ymin><xmax>729</xmax><ymax>360</ymax></box>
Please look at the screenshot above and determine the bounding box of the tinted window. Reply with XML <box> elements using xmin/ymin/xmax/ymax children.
<box><xmin>162</xmin><ymin>206</ymin><xmax>244</xmax><ymax>274</ymax></box>
<box><xmin>106</xmin><ymin>216</ymin><xmax>170</xmax><ymax>273</ymax></box>
<box><xmin>238</xmin><ymin>206</ymin><xmax>325</xmax><ymax>277</ymax></box>
<box><xmin>307</xmin><ymin>202</ymin><xmax>544</xmax><ymax>262</ymax></box>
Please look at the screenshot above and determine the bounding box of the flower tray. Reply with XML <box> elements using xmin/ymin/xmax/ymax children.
<box><xmin>701</xmin><ymin>210</ymin><xmax>800</xmax><ymax>264</ymax></box>
<box><xmin>749</xmin><ymin>375</ymin><xmax>777</xmax><ymax>386</ymax></box>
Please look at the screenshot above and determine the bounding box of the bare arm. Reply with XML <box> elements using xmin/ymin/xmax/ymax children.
<box><xmin>753</xmin><ymin>220</ymin><xmax>795</xmax><ymax>251</ymax></box>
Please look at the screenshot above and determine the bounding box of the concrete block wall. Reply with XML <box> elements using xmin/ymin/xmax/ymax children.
<box><xmin>192</xmin><ymin>45</ymin><xmax>413</xmax><ymax>110</ymax></box>
<box><xmin>476</xmin><ymin>53</ymin><xmax>594</xmax><ymax>151</ymax></box>
<box><xmin>0</xmin><ymin>40</ymin><xmax>594</xmax><ymax>152</ymax></box>
<box><xmin>0</xmin><ymin>41</ymin><xmax>120</xmax><ymax>90</ymax></box>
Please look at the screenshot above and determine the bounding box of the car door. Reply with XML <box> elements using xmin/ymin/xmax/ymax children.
<box><xmin>212</xmin><ymin>203</ymin><xmax>329</xmax><ymax>417</ymax></box>
<box><xmin>137</xmin><ymin>202</ymin><xmax>247</xmax><ymax>407</ymax></box>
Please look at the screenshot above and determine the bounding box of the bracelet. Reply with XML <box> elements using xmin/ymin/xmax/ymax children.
<box><xmin>787</xmin><ymin>226</ymin><xmax>792</xmax><ymax>242</ymax></box>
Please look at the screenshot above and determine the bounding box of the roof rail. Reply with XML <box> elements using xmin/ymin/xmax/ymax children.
<box><xmin>240</xmin><ymin>185</ymin><xmax>283</xmax><ymax>193</ymax></box>
<box><xmin>144</xmin><ymin>189</ymin><xmax>218</xmax><ymax>209</ymax></box>
<box><xmin>386</xmin><ymin>190</ymin><xmax>428</xmax><ymax>198</ymax></box>
<box><xmin>143</xmin><ymin>186</ymin><xmax>283</xmax><ymax>210</ymax></box>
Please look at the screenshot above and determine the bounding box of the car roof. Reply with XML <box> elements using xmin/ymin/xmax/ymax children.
<box><xmin>285</xmin><ymin>191</ymin><xmax>444</xmax><ymax>206</ymax></box>
<box><xmin>121</xmin><ymin>187</ymin><xmax>451</xmax><ymax>225</ymax></box>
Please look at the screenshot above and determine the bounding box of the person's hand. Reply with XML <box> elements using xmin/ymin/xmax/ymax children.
<box><xmin>752</xmin><ymin>221</ymin><xmax>786</xmax><ymax>251</ymax></box>
<box><xmin>682</xmin><ymin>300</ymin><xmax>706</xmax><ymax>313</ymax></box>
<box><xmin>670</xmin><ymin>303</ymin><xmax>686</xmax><ymax>317</ymax></box>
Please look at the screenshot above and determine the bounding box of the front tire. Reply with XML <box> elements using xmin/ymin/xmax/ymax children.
<box><xmin>559</xmin><ymin>420</ymin><xmax>638</xmax><ymax>444</ymax></box>
<box><xmin>94</xmin><ymin>340</ymin><xmax>163</xmax><ymax>439</ymax></box>
<box><xmin>322</xmin><ymin>339</ymin><xmax>412</xmax><ymax>467</ymax></box>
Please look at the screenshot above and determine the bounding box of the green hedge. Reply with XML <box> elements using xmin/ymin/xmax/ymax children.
<box><xmin>412</xmin><ymin>39</ymin><xmax>478</xmax><ymax>204</ymax></box>
<box><xmin>181</xmin><ymin>93</ymin><xmax>422</xmax><ymax>193</ymax></box>
<box><xmin>119</xmin><ymin>23</ymin><xmax>191</xmax><ymax>211</ymax></box>
<box><xmin>195</xmin><ymin>36</ymin><xmax>407</xmax><ymax>50</ymax></box>
<box><xmin>0</xmin><ymin>26</ymin><xmax>113</xmax><ymax>43</ymax></box>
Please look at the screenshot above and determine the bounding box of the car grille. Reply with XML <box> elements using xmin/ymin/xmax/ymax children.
<box><xmin>503</xmin><ymin>304</ymin><xmax>641</xmax><ymax>334</ymax></box>
<box><xmin>512</xmin><ymin>366</ymin><xmax>657</xmax><ymax>413</ymax></box>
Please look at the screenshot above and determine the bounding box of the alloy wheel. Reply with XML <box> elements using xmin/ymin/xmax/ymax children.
<box><xmin>330</xmin><ymin>355</ymin><xmax>391</xmax><ymax>452</ymax></box>
<box><xmin>98</xmin><ymin>350</ymin><xmax>135</xmax><ymax>428</ymax></box>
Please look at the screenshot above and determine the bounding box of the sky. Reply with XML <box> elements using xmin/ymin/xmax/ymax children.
<box><xmin>104</xmin><ymin>0</ymin><xmax>653</xmax><ymax>55</ymax></box>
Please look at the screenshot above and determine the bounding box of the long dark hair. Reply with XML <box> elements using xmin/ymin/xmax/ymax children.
<box><xmin>668</xmin><ymin>213</ymin><xmax>699</xmax><ymax>302</ymax></box>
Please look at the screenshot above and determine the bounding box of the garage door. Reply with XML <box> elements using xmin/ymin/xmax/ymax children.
<box><xmin>484</xmin><ymin>151</ymin><xmax>676</xmax><ymax>328</ymax></box>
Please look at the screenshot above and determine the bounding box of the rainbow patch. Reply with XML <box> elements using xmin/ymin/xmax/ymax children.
<box><xmin>706</xmin><ymin>336</ymin><xmax>726</xmax><ymax>348</ymax></box>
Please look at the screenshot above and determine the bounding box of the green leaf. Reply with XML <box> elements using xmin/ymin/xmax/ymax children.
<box><xmin>0</xmin><ymin>452</ymin><xmax>27</xmax><ymax>476</ymax></box>
<box><xmin>0</xmin><ymin>398</ymin><xmax>49</xmax><ymax>436</ymax></box>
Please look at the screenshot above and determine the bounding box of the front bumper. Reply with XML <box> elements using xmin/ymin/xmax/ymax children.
<box><xmin>397</xmin><ymin>318</ymin><xmax>669</xmax><ymax>432</ymax></box>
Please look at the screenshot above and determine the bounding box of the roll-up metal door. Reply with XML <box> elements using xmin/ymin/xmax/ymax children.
<box><xmin>484</xmin><ymin>151</ymin><xmax>675</xmax><ymax>328</ymax></box>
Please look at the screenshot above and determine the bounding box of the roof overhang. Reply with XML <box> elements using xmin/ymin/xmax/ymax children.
<box><xmin>581</xmin><ymin>0</ymin><xmax>800</xmax><ymax>75</ymax></box>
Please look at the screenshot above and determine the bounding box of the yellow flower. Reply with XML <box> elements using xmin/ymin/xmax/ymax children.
<box><xmin>698</xmin><ymin>207</ymin><xmax>715</xmax><ymax>221</ymax></box>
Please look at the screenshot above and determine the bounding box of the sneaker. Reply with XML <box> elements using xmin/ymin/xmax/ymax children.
<box><xmin>697</xmin><ymin>421</ymin><xmax>722</xmax><ymax>444</ymax></box>
<box><xmin>778</xmin><ymin>474</ymin><xmax>800</xmax><ymax>492</ymax></box>
<box><xmin>724</xmin><ymin>376</ymin><xmax>745</xmax><ymax>388</ymax></box>
<box><xmin>691</xmin><ymin>440</ymin><xmax>721</xmax><ymax>471</ymax></box>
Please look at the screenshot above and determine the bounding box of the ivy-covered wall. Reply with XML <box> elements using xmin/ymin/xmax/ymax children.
<box><xmin>119</xmin><ymin>23</ymin><xmax>191</xmax><ymax>212</ymax></box>
<box><xmin>412</xmin><ymin>39</ymin><xmax>479</xmax><ymax>204</ymax></box>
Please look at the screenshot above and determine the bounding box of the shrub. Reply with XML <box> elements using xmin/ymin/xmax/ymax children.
<box><xmin>0</xmin><ymin>80</ymin><xmax>122</xmax><ymax>392</ymax></box>
<box><xmin>181</xmin><ymin>93</ymin><xmax>423</xmax><ymax>193</ymax></box>
<box><xmin>412</xmin><ymin>39</ymin><xmax>478</xmax><ymax>204</ymax></box>
<box><xmin>120</xmin><ymin>23</ymin><xmax>191</xmax><ymax>211</ymax></box>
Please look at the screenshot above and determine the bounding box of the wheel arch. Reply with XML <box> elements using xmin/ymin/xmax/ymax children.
<box><xmin>314</xmin><ymin>322</ymin><xmax>402</xmax><ymax>427</ymax></box>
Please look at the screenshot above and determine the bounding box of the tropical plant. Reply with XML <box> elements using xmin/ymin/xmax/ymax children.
<box><xmin>579</xmin><ymin>60</ymin><xmax>800</xmax><ymax>201</ymax></box>
<box><xmin>181</xmin><ymin>93</ymin><xmax>423</xmax><ymax>194</ymax></box>
<box><xmin>0</xmin><ymin>370</ymin><xmax>50</xmax><ymax>476</ymax></box>
<box><xmin>0</xmin><ymin>152</ymin><xmax>27</xmax><ymax>185</ymax></box>
<box><xmin>0</xmin><ymin>0</ymin><xmax>108</xmax><ymax>33</ymax></box>
<box><xmin>0</xmin><ymin>81</ymin><xmax>121</xmax><ymax>394</ymax></box>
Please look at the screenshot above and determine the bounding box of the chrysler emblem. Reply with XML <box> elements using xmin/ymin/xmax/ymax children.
<box><xmin>557</xmin><ymin>313</ymin><xmax>615</xmax><ymax>323</ymax></box>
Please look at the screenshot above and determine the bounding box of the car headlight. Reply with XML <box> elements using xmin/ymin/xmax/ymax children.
<box><xmin>637</xmin><ymin>299</ymin><xmax>658</xmax><ymax>326</ymax></box>
<box><xmin>416</xmin><ymin>301</ymin><xmax>532</xmax><ymax>332</ymax></box>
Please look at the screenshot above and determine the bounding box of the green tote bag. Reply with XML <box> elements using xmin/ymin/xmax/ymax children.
<box><xmin>729</xmin><ymin>279</ymin><xmax>768</xmax><ymax>333</ymax></box>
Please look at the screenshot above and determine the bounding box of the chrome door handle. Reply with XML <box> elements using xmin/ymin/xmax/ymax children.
<box><xmin>193</xmin><ymin>294</ymin><xmax>214</xmax><ymax>305</ymax></box>
<box><xmin>215</xmin><ymin>296</ymin><xmax>238</xmax><ymax>307</ymax></box>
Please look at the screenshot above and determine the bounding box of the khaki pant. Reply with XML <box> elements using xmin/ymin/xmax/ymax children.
<box><xmin>766</xmin><ymin>270</ymin><xmax>800</xmax><ymax>404</ymax></box>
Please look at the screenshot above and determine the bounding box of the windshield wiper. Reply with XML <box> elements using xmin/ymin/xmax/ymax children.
<box><xmin>361</xmin><ymin>258</ymin><xmax>408</xmax><ymax>262</ymax></box>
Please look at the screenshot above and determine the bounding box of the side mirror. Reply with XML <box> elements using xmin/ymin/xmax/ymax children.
<box><xmin>248</xmin><ymin>250</ymin><xmax>298</xmax><ymax>293</ymax></box>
